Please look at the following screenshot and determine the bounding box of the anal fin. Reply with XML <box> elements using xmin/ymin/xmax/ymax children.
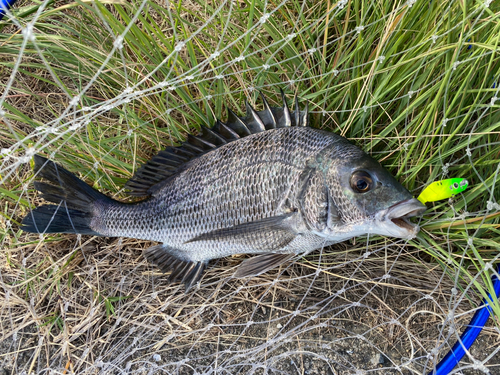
<box><xmin>144</xmin><ymin>244</ymin><xmax>206</xmax><ymax>292</ymax></box>
<box><xmin>234</xmin><ymin>253</ymin><xmax>294</xmax><ymax>278</ymax></box>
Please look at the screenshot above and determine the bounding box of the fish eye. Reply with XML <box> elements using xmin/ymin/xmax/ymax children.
<box><xmin>350</xmin><ymin>171</ymin><xmax>373</xmax><ymax>193</ymax></box>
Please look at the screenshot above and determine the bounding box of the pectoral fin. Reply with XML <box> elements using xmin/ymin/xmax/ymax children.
<box><xmin>185</xmin><ymin>213</ymin><xmax>302</xmax><ymax>251</ymax></box>
<box><xmin>234</xmin><ymin>253</ymin><xmax>294</xmax><ymax>278</ymax></box>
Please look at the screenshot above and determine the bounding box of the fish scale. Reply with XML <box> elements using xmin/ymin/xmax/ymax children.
<box><xmin>21</xmin><ymin>91</ymin><xmax>426</xmax><ymax>291</ymax></box>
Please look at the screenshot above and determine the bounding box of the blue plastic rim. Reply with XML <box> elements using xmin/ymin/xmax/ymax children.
<box><xmin>428</xmin><ymin>264</ymin><xmax>500</xmax><ymax>375</ymax></box>
<box><xmin>0</xmin><ymin>0</ymin><xmax>18</xmax><ymax>21</ymax></box>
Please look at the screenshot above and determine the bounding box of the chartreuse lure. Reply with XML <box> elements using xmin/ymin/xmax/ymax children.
<box><xmin>417</xmin><ymin>178</ymin><xmax>468</xmax><ymax>204</ymax></box>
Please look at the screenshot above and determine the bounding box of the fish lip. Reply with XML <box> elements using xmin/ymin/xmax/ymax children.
<box><xmin>385</xmin><ymin>198</ymin><xmax>427</xmax><ymax>220</ymax></box>
<box><xmin>375</xmin><ymin>198</ymin><xmax>427</xmax><ymax>238</ymax></box>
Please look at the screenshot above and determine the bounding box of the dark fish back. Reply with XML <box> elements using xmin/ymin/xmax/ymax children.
<box><xmin>125</xmin><ymin>91</ymin><xmax>308</xmax><ymax>197</ymax></box>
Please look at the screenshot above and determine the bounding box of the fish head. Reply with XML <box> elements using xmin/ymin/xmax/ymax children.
<box><xmin>322</xmin><ymin>147</ymin><xmax>426</xmax><ymax>240</ymax></box>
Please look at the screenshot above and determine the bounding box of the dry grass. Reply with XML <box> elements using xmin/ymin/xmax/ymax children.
<box><xmin>3</xmin><ymin>230</ymin><xmax>497</xmax><ymax>373</ymax></box>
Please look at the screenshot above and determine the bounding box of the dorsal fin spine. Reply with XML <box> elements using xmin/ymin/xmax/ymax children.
<box><xmin>158</xmin><ymin>150</ymin><xmax>189</xmax><ymax>162</ymax></box>
<box><xmin>201</xmin><ymin>126</ymin><xmax>228</xmax><ymax>146</ymax></box>
<box><xmin>301</xmin><ymin>102</ymin><xmax>309</xmax><ymax>127</ymax></box>
<box><xmin>181</xmin><ymin>142</ymin><xmax>205</xmax><ymax>154</ymax></box>
<box><xmin>245</xmin><ymin>101</ymin><xmax>266</xmax><ymax>133</ymax></box>
<box><xmin>227</xmin><ymin>108</ymin><xmax>252</xmax><ymax>136</ymax></box>
<box><xmin>280</xmin><ymin>89</ymin><xmax>292</xmax><ymax>127</ymax></box>
<box><xmin>259</xmin><ymin>91</ymin><xmax>277</xmax><ymax>129</ymax></box>
<box><xmin>294</xmin><ymin>95</ymin><xmax>300</xmax><ymax>126</ymax></box>
<box><xmin>214</xmin><ymin>119</ymin><xmax>240</xmax><ymax>140</ymax></box>
<box><xmin>187</xmin><ymin>134</ymin><xmax>216</xmax><ymax>150</ymax></box>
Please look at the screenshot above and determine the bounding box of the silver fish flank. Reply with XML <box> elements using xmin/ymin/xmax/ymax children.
<box><xmin>22</xmin><ymin>91</ymin><xmax>426</xmax><ymax>291</ymax></box>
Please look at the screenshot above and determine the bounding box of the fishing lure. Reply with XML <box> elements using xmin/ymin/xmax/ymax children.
<box><xmin>417</xmin><ymin>178</ymin><xmax>468</xmax><ymax>204</ymax></box>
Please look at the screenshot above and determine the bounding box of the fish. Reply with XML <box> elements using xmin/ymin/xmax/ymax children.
<box><xmin>21</xmin><ymin>91</ymin><xmax>426</xmax><ymax>291</ymax></box>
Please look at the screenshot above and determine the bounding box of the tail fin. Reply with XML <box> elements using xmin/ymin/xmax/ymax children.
<box><xmin>22</xmin><ymin>155</ymin><xmax>111</xmax><ymax>235</ymax></box>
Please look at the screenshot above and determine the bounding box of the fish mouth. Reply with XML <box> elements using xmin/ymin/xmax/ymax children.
<box><xmin>375</xmin><ymin>198</ymin><xmax>427</xmax><ymax>238</ymax></box>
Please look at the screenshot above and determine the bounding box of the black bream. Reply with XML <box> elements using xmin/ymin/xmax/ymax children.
<box><xmin>22</xmin><ymin>92</ymin><xmax>426</xmax><ymax>291</ymax></box>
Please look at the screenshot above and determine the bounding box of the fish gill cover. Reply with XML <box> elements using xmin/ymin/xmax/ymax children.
<box><xmin>0</xmin><ymin>0</ymin><xmax>500</xmax><ymax>374</ymax></box>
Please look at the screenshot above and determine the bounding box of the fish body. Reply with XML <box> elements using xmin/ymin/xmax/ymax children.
<box><xmin>22</xmin><ymin>92</ymin><xmax>426</xmax><ymax>290</ymax></box>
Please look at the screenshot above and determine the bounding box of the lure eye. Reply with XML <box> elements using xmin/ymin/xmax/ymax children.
<box><xmin>350</xmin><ymin>171</ymin><xmax>374</xmax><ymax>193</ymax></box>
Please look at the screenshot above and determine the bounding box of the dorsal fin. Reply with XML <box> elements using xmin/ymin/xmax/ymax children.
<box><xmin>125</xmin><ymin>91</ymin><xmax>310</xmax><ymax>197</ymax></box>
